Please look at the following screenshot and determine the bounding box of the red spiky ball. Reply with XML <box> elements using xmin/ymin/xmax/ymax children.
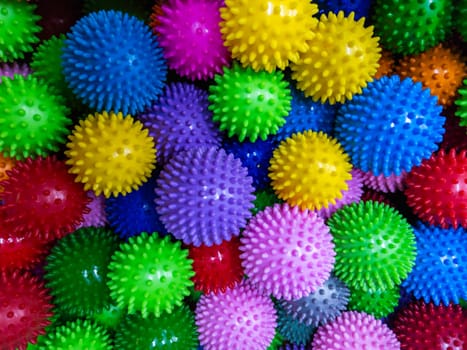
<box><xmin>188</xmin><ymin>237</ymin><xmax>244</xmax><ymax>294</ymax></box>
<box><xmin>0</xmin><ymin>271</ymin><xmax>54</xmax><ymax>350</ymax></box>
<box><xmin>0</xmin><ymin>156</ymin><xmax>90</xmax><ymax>239</ymax></box>
<box><xmin>392</xmin><ymin>301</ymin><xmax>467</xmax><ymax>350</ymax></box>
<box><xmin>405</xmin><ymin>149</ymin><xmax>467</xmax><ymax>229</ymax></box>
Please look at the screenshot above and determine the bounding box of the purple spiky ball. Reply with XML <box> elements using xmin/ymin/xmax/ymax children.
<box><xmin>155</xmin><ymin>147</ymin><xmax>255</xmax><ymax>246</ymax></box>
<box><xmin>75</xmin><ymin>191</ymin><xmax>107</xmax><ymax>229</ymax></box>
<box><xmin>0</xmin><ymin>63</ymin><xmax>30</xmax><ymax>81</ymax></box>
<box><xmin>356</xmin><ymin>169</ymin><xmax>407</xmax><ymax>193</ymax></box>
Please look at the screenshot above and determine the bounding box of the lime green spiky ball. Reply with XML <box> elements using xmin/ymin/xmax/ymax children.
<box><xmin>208</xmin><ymin>63</ymin><xmax>291</xmax><ymax>142</ymax></box>
<box><xmin>455</xmin><ymin>79</ymin><xmax>467</xmax><ymax>127</ymax></box>
<box><xmin>328</xmin><ymin>201</ymin><xmax>416</xmax><ymax>291</ymax></box>
<box><xmin>114</xmin><ymin>306</ymin><xmax>198</xmax><ymax>349</ymax></box>
<box><xmin>0</xmin><ymin>0</ymin><xmax>41</xmax><ymax>61</ymax></box>
<box><xmin>267</xmin><ymin>331</ymin><xmax>284</xmax><ymax>350</ymax></box>
<box><xmin>0</xmin><ymin>75</ymin><xmax>71</xmax><ymax>160</ymax></box>
<box><xmin>107</xmin><ymin>232</ymin><xmax>194</xmax><ymax>318</ymax></box>
<box><xmin>348</xmin><ymin>286</ymin><xmax>401</xmax><ymax>319</ymax></box>
<box><xmin>44</xmin><ymin>227</ymin><xmax>119</xmax><ymax>317</ymax></box>
<box><xmin>39</xmin><ymin>320</ymin><xmax>112</xmax><ymax>350</ymax></box>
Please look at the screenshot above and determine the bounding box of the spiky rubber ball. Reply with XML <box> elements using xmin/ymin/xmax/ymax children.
<box><xmin>405</xmin><ymin>149</ymin><xmax>467</xmax><ymax>229</ymax></box>
<box><xmin>195</xmin><ymin>283</ymin><xmax>276</xmax><ymax>350</ymax></box>
<box><xmin>75</xmin><ymin>191</ymin><xmax>107</xmax><ymax>229</ymax></box>
<box><xmin>44</xmin><ymin>227</ymin><xmax>119</xmax><ymax>316</ymax></box>
<box><xmin>275</xmin><ymin>304</ymin><xmax>314</xmax><ymax>345</ymax></box>
<box><xmin>0</xmin><ymin>271</ymin><xmax>53</xmax><ymax>350</ymax></box>
<box><xmin>395</xmin><ymin>44</ymin><xmax>467</xmax><ymax>107</ymax></box>
<box><xmin>454</xmin><ymin>0</ymin><xmax>467</xmax><ymax>40</ymax></box>
<box><xmin>107</xmin><ymin>233</ymin><xmax>194</xmax><ymax>318</ymax></box>
<box><xmin>39</xmin><ymin>320</ymin><xmax>112</xmax><ymax>350</ymax></box>
<box><xmin>0</xmin><ymin>153</ymin><xmax>15</xmax><ymax>197</ymax></box>
<box><xmin>219</xmin><ymin>0</ymin><xmax>318</xmax><ymax>72</ymax></box>
<box><xmin>291</xmin><ymin>11</ymin><xmax>381</xmax><ymax>104</ymax></box>
<box><xmin>0</xmin><ymin>75</ymin><xmax>71</xmax><ymax>160</ymax></box>
<box><xmin>456</xmin><ymin>79</ymin><xmax>467</xmax><ymax>127</ymax></box>
<box><xmin>312</xmin><ymin>311</ymin><xmax>400</xmax><ymax>349</ymax></box>
<box><xmin>105</xmin><ymin>177</ymin><xmax>166</xmax><ymax>239</ymax></box>
<box><xmin>441</xmin><ymin>106</ymin><xmax>467</xmax><ymax>151</ymax></box>
<box><xmin>223</xmin><ymin>136</ymin><xmax>276</xmax><ymax>190</ymax></box>
<box><xmin>88</xmin><ymin>303</ymin><xmax>124</xmax><ymax>331</ymax></box>
<box><xmin>65</xmin><ymin>111</ymin><xmax>156</xmax><ymax>198</ymax></box>
<box><xmin>0</xmin><ymin>62</ymin><xmax>30</xmax><ymax>80</ymax></box>
<box><xmin>315</xmin><ymin>0</ymin><xmax>371</xmax><ymax>19</ymax></box>
<box><xmin>115</xmin><ymin>306</ymin><xmax>198</xmax><ymax>349</ymax></box>
<box><xmin>374</xmin><ymin>50</ymin><xmax>395</xmax><ymax>79</ymax></box>
<box><xmin>328</xmin><ymin>201</ymin><xmax>416</xmax><ymax>291</ymax></box>
<box><xmin>0</xmin><ymin>0</ymin><xmax>41</xmax><ymax>61</ymax></box>
<box><xmin>252</xmin><ymin>188</ymin><xmax>283</xmax><ymax>215</ymax></box>
<box><xmin>208</xmin><ymin>63</ymin><xmax>291</xmax><ymax>142</ymax></box>
<box><xmin>279</xmin><ymin>275</ymin><xmax>350</xmax><ymax>328</ymax></box>
<box><xmin>372</xmin><ymin>0</ymin><xmax>452</xmax><ymax>55</ymax></box>
<box><xmin>335</xmin><ymin>75</ymin><xmax>444</xmax><ymax>176</ymax></box>
<box><xmin>155</xmin><ymin>147</ymin><xmax>255</xmax><ymax>246</ymax></box>
<box><xmin>348</xmin><ymin>286</ymin><xmax>400</xmax><ymax>319</ymax></box>
<box><xmin>139</xmin><ymin>82</ymin><xmax>221</xmax><ymax>164</ymax></box>
<box><xmin>83</xmin><ymin>0</ymin><xmax>153</xmax><ymax>21</ymax></box>
<box><xmin>62</xmin><ymin>10</ymin><xmax>167</xmax><ymax>115</ymax></box>
<box><xmin>275</xmin><ymin>87</ymin><xmax>337</xmax><ymax>142</ymax></box>
<box><xmin>392</xmin><ymin>301</ymin><xmax>467</xmax><ymax>350</ymax></box>
<box><xmin>0</xmin><ymin>156</ymin><xmax>90</xmax><ymax>240</ymax></box>
<box><xmin>188</xmin><ymin>237</ymin><xmax>243</xmax><ymax>294</ymax></box>
<box><xmin>402</xmin><ymin>223</ymin><xmax>467</xmax><ymax>306</ymax></box>
<box><xmin>155</xmin><ymin>0</ymin><xmax>230</xmax><ymax>81</ymax></box>
<box><xmin>269</xmin><ymin>130</ymin><xmax>352</xmax><ymax>211</ymax></box>
<box><xmin>240</xmin><ymin>203</ymin><xmax>335</xmax><ymax>300</ymax></box>
<box><xmin>356</xmin><ymin>169</ymin><xmax>407</xmax><ymax>193</ymax></box>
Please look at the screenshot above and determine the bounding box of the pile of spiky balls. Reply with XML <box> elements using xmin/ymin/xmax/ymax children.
<box><xmin>0</xmin><ymin>0</ymin><xmax>467</xmax><ymax>349</ymax></box>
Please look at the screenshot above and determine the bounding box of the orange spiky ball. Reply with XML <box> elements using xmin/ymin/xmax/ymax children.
<box><xmin>0</xmin><ymin>153</ymin><xmax>15</xmax><ymax>198</ymax></box>
<box><xmin>374</xmin><ymin>50</ymin><xmax>395</xmax><ymax>79</ymax></box>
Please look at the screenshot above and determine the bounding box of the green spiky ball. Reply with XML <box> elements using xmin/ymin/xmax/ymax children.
<box><xmin>267</xmin><ymin>331</ymin><xmax>284</xmax><ymax>350</ymax></box>
<box><xmin>252</xmin><ymin>189</ymin><xmax>283</xmax><ymax>216</ymax></box>
<box><xmin>39</xmin><ymin>320</ymin><xmax>112</xmax><ymax>350</ymax></box>
<box><xmin>328</xmin><ymin>201</ymin><xmax>416</xmax><ymax>291</ymax></box>
<box><xmin>0</xmin><ymin>75</ymin><xmax>71</xmax><ymax>160</ymax></box>
<box><xmin>455</xmin><ymin>79</ymin><xmax>467</xmax><ymax>127</ymax></box>
<box><xmin>372</xmin><ymin>0</ymin><xmax>453</xmax><ymax>54</ymax></box>
<box><xmin>44</xmin><ymin>227</ymin><xmax>119</xmax><ymax>316</ymax></box>
<box><xmin>114</xmin><ymin>306</ymin><xmax>198</xmax><ymax>349</ymax></box>
<box><xmin>208</xmin><ymin>63</ymin><xmax>291</xmax><ymax>142</ymax></box>
<box><xmin>0</xmin><ymin>0</ymin><xmax>41</xmax><ymax>61</ymax></box>
<box><xmin>454</xmin><ymin>0</ymin><xmax>467</xmax><ymax>40</ymax></box>
<box><xmin>347</xmin><ymin>286</ymin><xmax>401</xmax><ymax>319</ymax></box>
<box><xmin>88</xmin><ymin>303</ymin><xmax>125</xmax><ymax>331</ymax></box>
<box><xmin>107</xmin><ymin>232</ymin><xmax>194</xmax><ymax>318</ymax></box>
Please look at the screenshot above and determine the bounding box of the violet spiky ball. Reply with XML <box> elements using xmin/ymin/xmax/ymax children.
<box><xmin>156</xmin><ymin>0</ymin><xmax>229</xmax><ymax>81</ymax></box>
<box><xmin>139</xmin><ymin>82</ymin><xmax>221</xmax><ymax>164</ymax></box>
<box><xmin>335</xmin><ymin>75</ymin><xmax>445</xmax><ymax>176</ymax></box>
<box><xmin>75</xmin><ymin>191</ymin><xmax>107</xmax><ymax>230</ymax></box>
<box><xmin>240</xmin><ymin>203</ymin><xmax>335</xmax><ymax>300</ymax></box>
<box><xmin>62</xmin><ymin>10</ymin><xmax>167</xmax><ymax>115</ymax></box>
<box><xmin>356</xmin><ymin>169</ymin><xmax>407</xmax><ymax>193</ymax></box>
<box><xmin>155</xmin><ymin>147</ymin><xmax>255</xmax><ymax>246</ymax></box>
<box><xmin>208</xmin><ymin>63</ymin><xmax>291</xmax><ymax>142</ymax></box>
<box><xmin>402</xmin><ymin>223</ymin><xmax>467</xmax><ymax>306</ymax></box>
<box><xmin>0</xmin><ymin>62</ymin><xmax>30</xmax><ymax>80</ymax></box>
<box><xmin>195</xmin><ymin>283</ymin><xmax>276</xmax><ymax>350</ymax></box>
<box><xmin>328</xmin><ymin>201</ymin><xmax>416</xmax><ymax>291</ymax></box>
<box><xmin>107</xmin><ymin>233</ymin><xmax>194</xmax><ymax>318</ymax></box>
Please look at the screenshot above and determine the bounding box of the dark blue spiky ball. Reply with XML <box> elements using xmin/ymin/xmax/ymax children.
<box><xmin>275</xmin><ymin>87</ymin><xmax>336</xmax><ymax>142</ymax></box>
<box><xmin>62</xmin><ymin>10</ymin><xmax>167</xmax><ymax>115</ymax></box>
<box><xmin>402</xmin><ymin>223</ymin><xmax>467</xmax><ymax>306</ymax></box>
<box><xmin>223</xmin><ymin>137</ymin><xmax>277</xmax><ymax>190</ymax></box>
<box><xmin>105</xmin><ymin>177</ymin><xmax>167</xmax><ymax>239</ymax></box>
<box><xmin>335</xmin><ymin>76</ymin><xmax>444</xmax><ymax>176</ymax></box>
<box><xmin>315</xmin><ymin>0</ymin><xmax>372</xmax><ymax>20</ymax></box>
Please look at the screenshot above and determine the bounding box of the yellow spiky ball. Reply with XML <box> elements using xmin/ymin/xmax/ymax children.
<box><xmin>269</xmin><ymin>130</ymin><xmax>352</xmax><ymax>210</ymax></box>
<box><xmin>220</xmin><ymin>0</ymin><xmax>318</xmax><ymax>72</ymax></box>
<box><xmin>65</xmin><ymin>111</ymin><xmax>156</xmax><ymax>198</ymax></box>
<box><xmin>291</xmin><ymin>11</ymin><xmax>381</xmax><ymax>104</ymax></box>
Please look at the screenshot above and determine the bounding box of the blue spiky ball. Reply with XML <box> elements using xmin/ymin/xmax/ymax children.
<box><xmin>335</xmin><ymin>76</ymin><xmax>444</xmax><ymax>176</ymax></box>
<box><xmin>315</xmin><ymin>0</ymin><xmax>372</xmax><ymax>19</ymax></box>
<box><xmin>105</xmin><ymin>177</ymin><xmax>167</xmax><ymax>240</ymax></box>
<box><xmin>62</xmin><ymin>10</ymin><xmax>167</xmax><ymax>115</ymax></box>
<box><xmin>275</xmin><ymin>87</ymin><xmax>337</xmax><ymax>142</ymax></box>
<box><xmin>402</xmin><ymin>223</ymin><xmax>467</xmax><ymax>306</ymax></box>
<box><xmin>276</xmin><ymin>304</ymin><xmax>314</xmax><ymax>346</ymax></box>
<box><xmin>223</xmin><ymin>137</ymin><xmax>276</xmax><ymax>190</ymax></box>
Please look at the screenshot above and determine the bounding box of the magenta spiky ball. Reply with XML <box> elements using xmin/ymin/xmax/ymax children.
<box><xmin>75</xmin><ymin>191</ymin><xmax>107</xmax><ymax>229</ymax></box>
<box><xmin>240</xmin><ymin>203</ymin><xmax>335</xmax><ymax>300</ymax></box>
<box><xmin>312</xmin><ymin>311</ymin><xmax>400</xmax><ymax>350</ymax></box>
<box><xmin>156</xmin><ymin>0</ymin><xmax>230</xmax><ymax>80</ymax></box>
<box><xmin>356</xmin><ymin>169</ymin><xmax>407</xmax><ymax>193</ymax></box>
<box><xmin>195</xmin><ymin>282</ymin><xmax>276</xmax><ymax>350</ymax></box>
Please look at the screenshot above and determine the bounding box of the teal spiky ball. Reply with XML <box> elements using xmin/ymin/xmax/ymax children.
<box><xmin>348</xmin><ymin>286</ymin><xmax>401</xmax><ymax>319</ymax></box>
<box><xmin>39</xmin><ymin>320</ymin><xmax>112</xmax><ymax>350</ymax></box>
<box><xmin>372</xmin><ymin>0</ymin><xmax>453</xmax><ymax>54</ymax></box>
<box><xmin>456</xmin><ymin>79</ymin><xmax>467</xmax><ymax>127</ymax></box>
<box><xmin>107</xmin><ymin>232</ymin><xmax>194</xmax><ymax>318</ymax></box>
<box><xmin>114</xmin><ymin>306</ymin><xmax>199</xmax><ymax>349</ymax></box>
<box><xmin>44</xmin><ymin>227</ymin><xmax>119</xmax><ymax>317</ymax></box>
<box><xmin>0</xmin><ymin>75</ymin><xmax>71</xmax><ymax>160</ymax></box>
<box><xmin>0</xmin><ymin>0</ymin><xmax>41</xmax><ymax>61</ymax></box>
<box><xmin>208</xmin><ymin>63</ymin><xmax>291</xmax><ymax>142</ymax></box>
<box><xmin>328</xmin><ymin>201</ymin><xmax>416</xmax><ymax>291</ymax></box>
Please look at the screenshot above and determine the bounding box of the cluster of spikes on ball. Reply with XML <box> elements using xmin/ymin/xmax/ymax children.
<box><xmin>1</xmin><ymin>0</ymin><xmax>467</xmax><ymax>349</ymax></box>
